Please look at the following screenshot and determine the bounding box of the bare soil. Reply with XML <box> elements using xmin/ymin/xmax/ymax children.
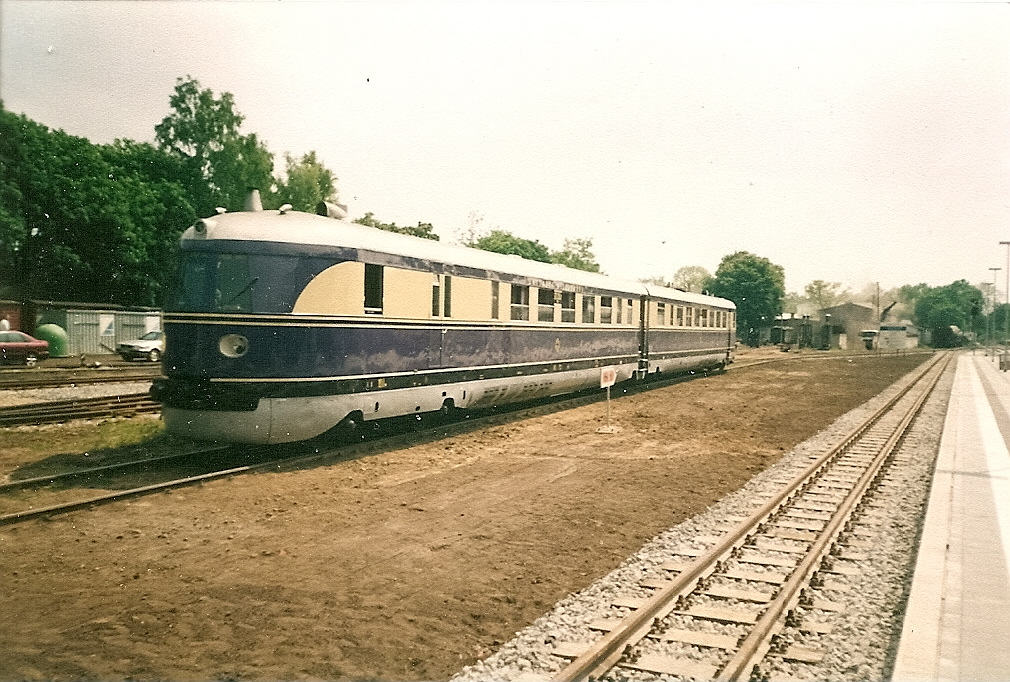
<box><xmin>0</xmin><ymin>351</ymin><xmax>929</xmax><ymax>681</ymax></box>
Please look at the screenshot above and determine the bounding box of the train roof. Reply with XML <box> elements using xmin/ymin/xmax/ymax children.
<box><xmin>181</xmin><ymin>207</ymin><xmax>734</xmax><ymax>310</ymax></box>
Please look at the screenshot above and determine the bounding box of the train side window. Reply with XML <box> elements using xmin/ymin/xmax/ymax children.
<box><xmin>656</xmin><ymin>302</ymin><xmax>666</xmax><ymax>326</ymax></box>
<box><xmin>430</xmin><ymin>274</ymin><xmax>452</xmax><ymax>317</ymax></box>
<box><xmin>538</xmin><ymin>288</ymin><xmax>555</xmax><ymax>322</ymax></box>
<box><xmin>685</xmin><ymin>307</ymin><xmax>694</xmax><ymax>327</ymax></box>
<box><xmin>510</xmin><ymin>285</ymin><xmax>530</xmax><ymax>321</ymax></box>
<box><xmin>561</xmin><ymin>292</ymin><xmax>576</xmax><ymax>323</ymax></box>
<box><xmin>364</xmin><ymin>264</ymin><xmax>383</xmax><ymax>314</ymax></box>
<box><xmin>582</xmin><ymin>295</ymin><xmax>596</xmax><ymax>324</ymax></box>
<box><xmin>600</xmin><ymin>296</ymin><xmax>613</xmax><ymax>324</ymax></box>
<box><xmin>627</xmin><ymin>299</ymin><xmax>634</xmax><ymax>325</ymax></box>
<box><xmin>491</xmin><ymin>281</ymin><xmax>500</xmax><ymax>320</ymax></box>
<box><xmin>699</xmin><ymin>308</ymin><xmax>707</xmax><ymax>327</ymax></box>
<box><xmin>676</xmin><ymin>306</ymin><xmax>684</xmax><ymax>326</ymax></box>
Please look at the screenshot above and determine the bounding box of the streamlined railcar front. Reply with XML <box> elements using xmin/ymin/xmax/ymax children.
<box><xmin>154</xmin><ymin>209</ymin><xmax>370</xmax><ymax>443</ymax></box>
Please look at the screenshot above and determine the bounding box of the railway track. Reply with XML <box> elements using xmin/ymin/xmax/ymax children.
<box><xmin>547</xmin><ymin>351</ymin><xmax>951</xmax><ymax>682</ymax></box>
<box><xmin>0</xmin><ymin>446</ymin><xmax>234</xmax><ymax>525</ymax></box>
<box><xmin>0</xmin><ymin>365</ymin><xmax>161</xmax><ymax>389</ymax></box>
<box><xmin>0</xmin><ymin>393</ymin><xmax>159</xmax><ymax>427</ymax></box>
<box><xmin>0</xmin><ymin>361</ymin><xmax>740</xmax><ymax>527</ymax></box>
<box><xmin>0</xmin><ymin>354</ymin><xmax>940</xmax><ymax>536</ymax></box>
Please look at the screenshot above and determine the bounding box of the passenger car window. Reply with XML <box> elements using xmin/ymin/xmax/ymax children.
<box><xmin>364</xmin><ymin>264</ymin><xmax>384</xmax><ymax>314</ymax></box>
<box><xmin>510</xmin><ymin>285</ymin><xmax>530</xmax><ymax>321</ymax></box>
<box><xmin>560</xmin><ymin>292</ymin><xmax>576</xmax><ymax>323</ymax></box>
<box><xmin>538</xmin><ymin>288</ymin><xmax>555</xmax><ymax>322</ymax></box>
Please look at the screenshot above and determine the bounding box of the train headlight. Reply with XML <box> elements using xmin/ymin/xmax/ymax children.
<box><xmin>219</xmin><ymin>334</ymin><xmax>249</xmax><ymax>358</ymax></box>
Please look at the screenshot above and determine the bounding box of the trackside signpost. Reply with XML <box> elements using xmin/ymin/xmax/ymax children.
<box><xmin>597</xmin><ymin>366</ymin><xmax>619</xmax><ymax>433</ymax></box>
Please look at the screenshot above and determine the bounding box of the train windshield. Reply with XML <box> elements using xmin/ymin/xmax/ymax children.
<box><xmin>167</xmin><ymin>251</ymin><xmax>333</xmax><ymax>313</ymax></box>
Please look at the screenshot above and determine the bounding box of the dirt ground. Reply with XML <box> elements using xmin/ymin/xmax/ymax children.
<box><xmin>0</xmin><ymin>351</ymin><xmax>930</xmax><ymax>681</ymax></box>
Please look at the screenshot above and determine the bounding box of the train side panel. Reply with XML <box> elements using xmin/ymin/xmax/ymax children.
<box><xmin>157</xmin><ymin>207</ymin><xmax>736</xmax><ymax>443</ymax></box>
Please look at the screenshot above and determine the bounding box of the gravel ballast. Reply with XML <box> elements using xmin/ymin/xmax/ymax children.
<box><xmin>452</xmin><ymin>360</ymin><xmax>951</xmax><ymax>682</ymax></box>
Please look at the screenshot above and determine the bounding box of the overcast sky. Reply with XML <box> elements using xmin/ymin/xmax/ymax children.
<box><xmin>2</xmin><ymin>1</ymin><xmax>1008</xmax><ymax>296</ymax></box>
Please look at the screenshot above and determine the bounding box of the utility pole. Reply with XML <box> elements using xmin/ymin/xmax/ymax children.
<box><xmin>990</xmin><ymin>267</ymin><xmax>1001</xmax><ymax>358</ymax></box>
<box><xmin>1000</xmin><ymin>241</ymin><xmax>1010</xmax><ymax>367</ymax></box>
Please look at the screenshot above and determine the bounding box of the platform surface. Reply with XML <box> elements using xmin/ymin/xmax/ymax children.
<box><xmin>893</xmin><ymin>353</ymin><xmax>1010</xmax><ymax>681</ymax></box>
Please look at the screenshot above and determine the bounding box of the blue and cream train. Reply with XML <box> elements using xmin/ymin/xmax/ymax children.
<box><xmin>152</xmin><ymin>198</ymin><xmax>736</xmax><ymax>444</ymax></box>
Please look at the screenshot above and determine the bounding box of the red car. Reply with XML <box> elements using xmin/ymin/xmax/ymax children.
<box><xmin>0</xmin><ymin>331</ymin><xmax>49</xmax><ymax>367</ymax></box>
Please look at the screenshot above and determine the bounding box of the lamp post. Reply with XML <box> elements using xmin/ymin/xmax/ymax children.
<box><xmin>1001</xmin><ymin>241</ymin><xmax>1010</xmax><ymax>366</ymax></box>
<box><xmin>990</xmin><ymin>267</ymin><xmax>1001</xmax><ymax>358</ymax></box>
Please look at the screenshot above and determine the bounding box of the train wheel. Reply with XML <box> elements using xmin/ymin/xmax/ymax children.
<box><xmin>335</xmin><ymin>411</ymin><xmax>367</xmax><ymax>441</ymax></box>
<box><xmin>438</xmin><ymin>399</ymin><xmax>457</xmax><ymax>420</ymax></box>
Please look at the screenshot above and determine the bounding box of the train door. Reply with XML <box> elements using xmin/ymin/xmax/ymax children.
<box><xmin>637</xmin><ymin>294</ymin><xmax>649</xmax><ymax>378</ymax></box>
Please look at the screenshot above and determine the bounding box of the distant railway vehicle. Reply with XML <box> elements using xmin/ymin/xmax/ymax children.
<box><xmin>152</xmin><ymin>195</ymin><xmax>736</xmax><ymax>443</ymax></box>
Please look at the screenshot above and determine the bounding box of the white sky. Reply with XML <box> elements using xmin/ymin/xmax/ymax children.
<box><xmin>2</xmin><ymin>1</ymin><xmax>1008</xmax><ymax>295</ymax></box>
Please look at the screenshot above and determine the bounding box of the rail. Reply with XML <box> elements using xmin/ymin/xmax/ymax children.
<box><xmin>550</xmin><ymin>351</ymin><xmax>950</xmax><ymax>681</ymax></box>
<box><xmin>0</xmin><ymin>393</ymin><xmax>159</xmax><ymax>427</ymax></box>
<box><xmin>0</xmin><ymin>365</ymin><xmax>161</xmax><ymax>389</ymax></box>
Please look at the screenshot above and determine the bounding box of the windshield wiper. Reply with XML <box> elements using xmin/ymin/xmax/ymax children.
<box><xmin>223</xmin><ymin>278</ymin><xmax>259</xmax><ymax>307</ymax></box>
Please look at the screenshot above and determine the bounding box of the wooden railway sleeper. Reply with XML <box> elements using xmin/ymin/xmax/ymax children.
<box><xmin>551</xmin><ymin>355</ymin><xmax>950</xmax><ymax>682</ymax></box>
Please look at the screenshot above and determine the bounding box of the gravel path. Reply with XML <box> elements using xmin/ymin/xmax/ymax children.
<box><xmin>452</xmin><ymin>360</ymin><xmax>951</xmax><ymax>682</ymax></box>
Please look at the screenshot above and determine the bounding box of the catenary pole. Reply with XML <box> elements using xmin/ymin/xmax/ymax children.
<box><xmin>990</xmin><ymin>267</ymin><xmax>1001</xmax><ymax>358</ymax></box>
<box><xmin>1001</xmin><ymin>241</ymin><xmax>1010</xmax><ymax>364</ymax></box>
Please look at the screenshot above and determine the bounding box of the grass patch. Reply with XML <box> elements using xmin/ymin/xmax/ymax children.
<box><xmin>0</xmin><ymin>416</ymin><xmax>206</xmax><ymax>473</ymax></box>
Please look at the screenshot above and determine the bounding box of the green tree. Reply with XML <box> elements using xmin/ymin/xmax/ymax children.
<box><xmin>0</xmin><ymin>108</ymin><xmax>124</xmax><ymax>302</ymax></box>
<box><xmin>155</xmin><ymin>76</ymin><xmax>273</xmax><ymax>215</ymax></box>
<box><xmin>671</xmin><ymin>265</ymin><xmax>712</xmax><ymax>293</ymax></box>
<box><xmin>990</xmin><ymin>303</ymin><xmax>1010</xmax><ymax>343</ymax></box>
<box><xmin>99</xmin><ymin>140</ymin><xmax>197</xmax><ymax>305</ymax></box>
<box><xmin>467</xmin><ymin>229</ymin><xmax>551</xmax><ymax>262</ymax></box>
<box><xmin>782</xmin><ymin>291</ymin><xmax>805</xmax><ymax>315</ymax></box>
<box><xmin>804</xmin><ymin>280</ymin><xmax>844</xmax><ymax>311</ymax></box>
<box><xmin>914</xmin><ymin>280</ymin><xmax>983</xmax><ymax>346</ymax></box>
<box><xmin>0</xmin><ymin>102</ymin><xmax>197</xmax><ymax>305</ymax></box>
<box><xmin>549</xmin><ymin>238</ymin><xmax>600</xmax><ymax>273</ymax></box>
<box><xmin>707</xmin><ymin>251</ymin><xmax>786</xmax><ymax>343</ymax></box>
<box><xmin>0</xmin><ymin>105</ymin><xmax>29</xmax><ymax>291</ymax></box>
<box><xmin>354</xmin><ymin>212</ymin><xmax>439</xmax><ymax>240</ymax></box>
<box><xmin>898</xmin><ymin>283</ymin><xmax>930</xmax><ymax>315</ymax></box>
<box><xmin>268</xmin><ymin>151</ymin><xmax>337</xmax><ymax>212</ymax></box>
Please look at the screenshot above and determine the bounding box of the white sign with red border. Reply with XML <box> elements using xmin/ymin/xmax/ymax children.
<box><xmin>600</xmin><ymin>366</ymin><xmax>617</xmax><ymax>388</ymax></box>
